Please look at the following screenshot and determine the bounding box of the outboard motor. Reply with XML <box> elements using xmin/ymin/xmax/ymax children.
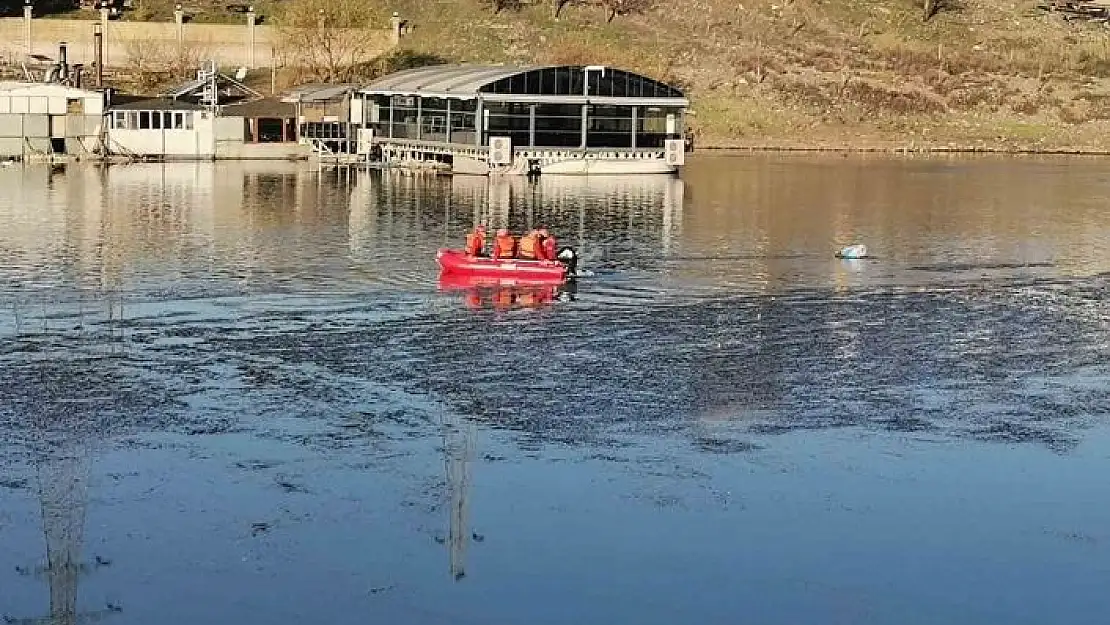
<box><xmin>556</xmin><ymin>278</ymin><xmax>578</xmax><ymax>302</ymax></box>
<box><xmin>556</xmin><ymin>246</ymin><xmax>578</xmax><ymax>278</ymax></box>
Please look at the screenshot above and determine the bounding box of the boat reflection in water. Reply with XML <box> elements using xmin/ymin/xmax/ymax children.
<box><xmin>437</xmin><ymin>272</ymin><xmax>576</xmax><ymax>311</ymax></box>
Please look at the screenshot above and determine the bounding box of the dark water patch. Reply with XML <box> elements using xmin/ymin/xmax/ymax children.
<box><xmin>234</xmin><ymin>459</ymin><xmax>282</xmax><ymax>471</ymax></box>
<box><xmin>1044</xmin><ymin>529</ymin><xmax>1100</xmax><ymax>545</ymax></box>
<box><xmin>972</xmin><ymin>421</ymin><xmax>1078</xmax><ymax>452</ymax></box>
<box><xmin>105</xmin><ymin>275</ymin><xmax>1091</xmax><ymax>454</ymax></box>
<box><xmin>666</xmin><ymin>253</ymin><xmax>813</xmax><ymax>261</ymax></box>
<box><xmin>693</xmin><ymin>437</ymin><xmax>763</xmax><ymax>454</ymax></box>
<box><xmin>908</xmin><ymin>261</ymin><xmax>1056</xmax><ymax>273</ymax></box>
<box><xmin>0</xmin><ymin>478</ymin><xmax>27</xmax><ymax>490</ymax></box>
<box><xmin>273</xmin><ymin>475</ymin><xmax>310</xmax><ymax>494</ymax></box>
<box><xmin>875</xmin><ymin>413</ymin><xmax>939</xmax><ymax>433</ymax></box>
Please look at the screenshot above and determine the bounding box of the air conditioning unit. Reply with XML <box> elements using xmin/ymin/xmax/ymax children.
<box><xmin>489</xmin><ymin>136</ymin><xmax>512</xmax><ymax>165</ymax></box>
<box><xmin>357</xmin><ymin>128</ymin><xmax>374</xmax><ymax>155</ymax></box>
<box><xmin>350</xmin><ymin>97</ymin><xmax>365</xmax><ymax>124</ymax></box>
<box><xmin>664</xmin><ymin>139</ymin><xmax>685</xmax><ymax>166</ymax></box>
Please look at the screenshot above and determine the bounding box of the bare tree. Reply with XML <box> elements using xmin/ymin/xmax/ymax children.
<box><xmin>923</xmin><ymin>0</ymin><xmax>937</xmax><ymax>21</ymax></box>
<box><xmin>553</xmin><ymin>0</ymin><xmax>580</xmax><ymax>18</ymax></box>
<box><xmin>122</xmin><ymin>36</ymin><xmax>209</xmax><ymax>90</ymax></box>
<box><xmin>481</xmin><ymin>0</ymin><xmax>523</xmax><ymax>14</ymax></box>
<box><xmin>600</xmin><ymin>0</ymin><xmax>652</xmax><ymax>23</ymax></box>
<box><xmin>923</xmin><ymin>0</ymin><xmax>959</xmax><ymax>21</ymax></box>
<box><xmin>277</xmin><ymin>0</ymin><xmax>380</xmax><ymax>82</ymax></box>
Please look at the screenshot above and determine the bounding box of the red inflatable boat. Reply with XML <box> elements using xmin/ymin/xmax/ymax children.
<box><xmin>436</xmin><ymin>249</ymin><xmax>574</xmax><ymax>282</ymax></box>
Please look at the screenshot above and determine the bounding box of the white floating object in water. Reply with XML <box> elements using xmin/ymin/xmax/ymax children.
<box><xmin>836</xmin><ymin>244</ymin><xmax>868</xmax><ymax>259</ymax></box>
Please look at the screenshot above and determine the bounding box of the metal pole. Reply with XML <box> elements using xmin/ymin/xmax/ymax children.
<box><xmin>579</xmin><ymin>103</ymin><xmax>587</xmax><ymax>149</ymax></box>
<box><xmin>475</xmin><ymin>98</ymin><xmax>483</xmax><ymax>147</ymax></box>
<box><xmin>175</xmin><ymin>4</ymin><xmax>184</xmax><ymax>48</ymax></box>
<box><xmin>23</xmin><ymin>0</ymin><xmax>32</xmax><ymax>57</ymax></box>
<box><xmin>528</xmin><ymin>104</ymin><xmax>535</xmax><ymax>147</ymax></box>
<box><xmin>246</xmin><ymin>6</ymin><xmax>256</xmax><ymax>69</ymax></box>
<box><xmin>631</xmin><ymin>106</ymin><xmax>637</xmax><ymax>149</ymax></box>
<box><xmin>445</xmin><ymin>98</ymin><xmax>452</xmax><ymax>144</ymax></box>
<box><xmin>93</xmin><ymin>23</ymin><xmax>103</xmax><ymax>88</ymax></box>
<box><xmin>99</xmin><ymin>4</ymin><xmax>109</xmax><ymax>68</ymax></box>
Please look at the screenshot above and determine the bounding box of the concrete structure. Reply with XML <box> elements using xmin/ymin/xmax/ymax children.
<box><xmin>356</xmin><ymin>64</ymin><xmax>691</xmax><ymax>176</ymax></box>
<box><xmin>280</xmin><ymin>83</ymin><xmax>359</xmax><ymax>154</ymax></box>
<box><xmin>218</xmin><ymin>97</ymin><xmax>308</xmax><ymax>159</ymax></box>
<box><xmin>0</xmin><ymin>10</ymin><xmax>397</xmax><ymax>70</ymax></box>
<box><xmin>0</xmin><ymin>81</ymin><xmax>105</xmax><ymax>159</ymax></box>
<box><xmin>222</xmin><ymin>97</ymin><xmax>297</xmax><ymax>144</ymax></box>
<box><xmin>105</xmin><ymin>97</ymin><xmax>213</xmax><ymax>158</ymax></box>
<box><xmin>105</xmin><ymin>65</ymin><xmax>304</xmax><ymax>161</ymax></box>
<box><xmin>105</xmin><ymin>97</ymin><xmax>308</xmax><ymax>160</ymax></box>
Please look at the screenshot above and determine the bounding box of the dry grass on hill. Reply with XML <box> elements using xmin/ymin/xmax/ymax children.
<box><xmin>380</xmin><ymin>0</ymin><xmax>1110</xmax><ymax>149</ymax></box>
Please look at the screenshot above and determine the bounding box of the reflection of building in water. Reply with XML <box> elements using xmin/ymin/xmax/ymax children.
<box><xmin>10</xmin><ymin>448</ymin><xmax>113</xmax><ymax>625</ymax></box>
<box><xmin>347</xmin><ymin>171</ymin><xmax>685</xmax><ymax>265</ymax></box>
<box><xmin>347</xmin><ymin>170</ymin><xmax>459</xmax><ymax>264</ymax></box>
<box><xmin>503</xmin><ymin>175</ymin><xmax>684</xmax><ymax>253</ymax></box>
<box><xmin>0</xmin><ymin>161</ymin><xmax>359</xmax><ymax>294</ymax></box>
<box><xmin>442</xmin><ymin>413</ymin><xmax>476</xmax><ymax>581</ymax></box>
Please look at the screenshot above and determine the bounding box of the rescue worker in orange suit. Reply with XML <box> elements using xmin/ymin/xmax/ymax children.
<box><xmin>517</xmin><ymin>289</ymin><xmax>537</xmax><ymax>307</ymax></box>
<box><xmin>538</xmin><ymin>228</ymin><xmax>557</xmax><ymax>262</ymax></box>
<box><xmin>465</xmin><ymin>225</ymin><xmax>487</xmax><ymax>257</ymax></box>
<box><xmin>464</xmin><ymin>289</ymin><xmax>482</xmax><ymax>310</ymax></box>
<box><xmin>492</xmin><ymin>287</ymin><xmax>514</xmax><ymax>311</ymax></box>
<box><xmin>492</xmin><ymin>228</ymin><xmax>516</xmax><ymax>259</ymax></box>
<box><xmin>517</xmin><ymin>228</ymin><xmax>541</xmax><ymax>260</ymax></box>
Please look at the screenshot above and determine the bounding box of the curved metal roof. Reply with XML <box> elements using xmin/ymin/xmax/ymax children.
<box><xmin>361</xmin><ymin>64</ymin><xmax>687</xmax><ymax>102</ymax></box>
<box><xmin>364</xmin><ymin>64</ymin><xmax>543</xmax><ymax>96</ymax></box>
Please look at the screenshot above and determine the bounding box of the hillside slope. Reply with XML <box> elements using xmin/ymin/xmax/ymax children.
<box><xmin>29</xmin><ymin>0</ymin><xmax>1110</xmax><ymax>150</ymax></box>
<box><xmin>381</xmin><ymin>0</ymin><xmax>1110</xmax><ymax>151</ymax></box>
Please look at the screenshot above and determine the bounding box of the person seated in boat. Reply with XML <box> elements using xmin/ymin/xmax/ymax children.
<box><xmin>492</xmin><ymin>228</ymin><xmax>517</xmax><ymax>259</ymax></box>
<box><xmin>517</xmin><ymin>228</ymin><xmax>542</xmax><ymax>261</ymax></box>
<box><xmin>492</xmin><ymin>287</ymin><xmax>514</xmax><ymax>311</ymax></box>
<box><xmin>538</xmin><ymin>227</ymin><xmax>557</xmax><ymax>262</ymax></box>
<box><xmin>464</xmin><ymin>226</ymin><xmax>487</xmax><ymax>257</ymax></box>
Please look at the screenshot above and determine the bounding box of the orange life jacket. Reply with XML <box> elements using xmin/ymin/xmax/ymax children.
<box><xmin>493</xmin><ymin>235</ymin><xmax>516</xmax><ymax>259</ymax></box>
<box><xmin>465</xmin><ymin>230</ymin><xmax>485</xmax><ymax>256</ymax></box>
<box><xmin>542</xmin><ymin>236</ymin><xmax>557</xmax><ymax>260</ymax></box>
<box><xmin>493</xmin><ymin>289</ymin><xmax>513</xmax><ymax>310</ymax></box>
<box><xmin>518</xmin><ymin>233</ymin><xmax>540</xmax><ymax>260</ymax></box>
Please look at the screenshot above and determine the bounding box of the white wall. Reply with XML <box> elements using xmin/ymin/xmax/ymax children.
<box><xmin>0</xmin><ymin>84</ymin><xmax>105</xmax><ymax>116</ymax></box>
<box><xmin>107</xmin><ymin>126</ymin><xmax>214</xmax><ymax>157</ymax></box>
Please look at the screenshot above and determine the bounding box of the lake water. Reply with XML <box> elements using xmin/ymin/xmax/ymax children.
<box><xmin>1</xmin><ymin>154</ymin><xmax>1109</xmax><ymax>624</ymax></box>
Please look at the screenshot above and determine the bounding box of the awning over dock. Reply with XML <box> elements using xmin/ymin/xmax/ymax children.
<box><xmin>358</xmin><ymin>64</ymin><xmax>689</xmax><ymax>151</ymax></box>
<box><xmin>361</xmin><ymin>64</ymin><xmax>688</xmax><ymax>107</ymax></box>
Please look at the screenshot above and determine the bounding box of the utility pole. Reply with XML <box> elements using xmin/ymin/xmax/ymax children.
<box><xmin>443</xmin><ymin>413</ymin><xmax>475</xmax><ymax>581</ymax></box>
<box><xmin>9</xmin><ymin>447</ymin><xmax>114</xmax><ymax>625</ymax></box>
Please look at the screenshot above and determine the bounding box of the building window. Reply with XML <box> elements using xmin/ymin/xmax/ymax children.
<box><xmin>184</xmin><ymin>112</ymin><xmax>194</xmax><ymax>130</ymax></box>
<box><xmin>257</xmin><ymin>118</ymin><xmax>285</xmax><ymax>142</ymax></box>
<box><xmin>127</xmin><ymin>111</ymin><xmax>138</xmax><ymax>129</ymax></box>
<box><xmin>113</xmin><ymin>111</ymin><xmax>126</xmax><ymax>129</ymax></box>
<box><xmin>173</xmin><ymin>112</ymin><xmax>184</xmax><ymax>129</ymax></box>
<box><xmin>139</xmin><ymin>111</ymin><xmax>150</xmax><ymax>129</ymax></box>
<box><xmin>151</xmin><ymin>111</ymin><xmax>161</xmax><ymax>130</ymax></box>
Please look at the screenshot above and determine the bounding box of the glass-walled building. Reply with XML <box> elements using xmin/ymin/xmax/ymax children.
<box><xmin>356</xmin><ymin>64</ymin><xmax>690</xmax><ymax>176</ymax></box>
